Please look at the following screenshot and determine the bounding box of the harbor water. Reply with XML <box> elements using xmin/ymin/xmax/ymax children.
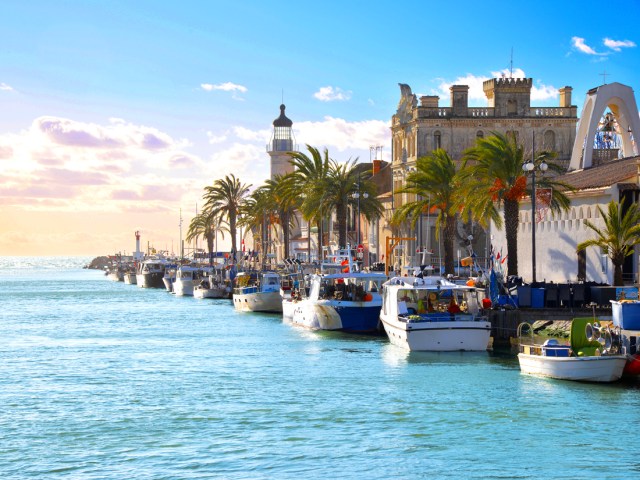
<box><xmin>1</xmin><ymin>257</ymin><xmax>639</xmax><ymax>479</ymax></box>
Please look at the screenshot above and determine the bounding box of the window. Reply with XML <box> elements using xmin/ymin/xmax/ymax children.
<box><xmin>434</xmin><ymin>131</ymin><xmax>441</xmax><ymax>150</ymax></box>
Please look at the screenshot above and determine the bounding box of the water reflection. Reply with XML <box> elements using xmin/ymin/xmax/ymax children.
<box><xmin>382</xmin><ymin>344</ymin><xmax>491</xmax><ymax>367</ymax></box>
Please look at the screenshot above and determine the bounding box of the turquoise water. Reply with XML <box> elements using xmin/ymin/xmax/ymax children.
<box><xmin>1</xmin><ymin>257</ymin><xmax>639</xmax><ymax>479</ymax></box>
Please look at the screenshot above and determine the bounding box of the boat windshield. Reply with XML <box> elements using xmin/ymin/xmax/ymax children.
<box><xmin>398</xmin><ymin>288</ymin><xmax>479</xmax><ymax>314</ymax></box>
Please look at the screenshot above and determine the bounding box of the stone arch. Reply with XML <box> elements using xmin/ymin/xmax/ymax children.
<box><xmin>434</xmin><ymin>131</ymin><xmax>442</xmax><ymax>150</ymax></box>
<box><xmin>543</xmin><ymin>130</ymin><xmax>555</xmax><ymax>151</ymax></box>
<box><xmin>570</xmin><ymin>83</ymin><xmax>640</xmax><ymax>170</ymax></box>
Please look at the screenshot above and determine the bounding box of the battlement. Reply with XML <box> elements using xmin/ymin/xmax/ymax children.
<box><xmin>485</xmin><ymin>77</ymin><xmax>532</xmax><ymax>88</ymax></box>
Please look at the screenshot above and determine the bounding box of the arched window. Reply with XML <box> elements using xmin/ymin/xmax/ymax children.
<box><xmin>507</xmin><ymin>99</ymin><xmax>517</xmax><ymax>116</ymax></box>
<box><xmin>434</xmin><ymin>131</ymin><xmax>441</xmax><ymax>150</ymax></box>
<box><xmin>543</xmin><ymin>130</ymin><xmax>555</xmax><ymax>151</ymax></box>
<box><xmin>476</xmin><ymin>131</ymin><xmax>484</xmax><ymax>139</ymax></box>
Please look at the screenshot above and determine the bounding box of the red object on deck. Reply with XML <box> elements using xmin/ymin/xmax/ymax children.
<box><xmin>482</xmin><ymin>298</ymin><xmax>492</xmax><ymax>309</ymax></box>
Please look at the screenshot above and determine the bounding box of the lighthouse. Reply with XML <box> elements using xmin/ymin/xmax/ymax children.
<box><xmin>133</xmin><ymin>231</ymin><xmax>143</xmax><ymax>261</ymax></box>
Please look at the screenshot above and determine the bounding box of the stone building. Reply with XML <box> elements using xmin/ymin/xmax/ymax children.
<box><xmin>389</xmin><ymin>77</ymin><xmax>579</xmax><ymax>271</ymax></box>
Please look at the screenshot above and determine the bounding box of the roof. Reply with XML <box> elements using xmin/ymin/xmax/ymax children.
<box><xmin>557</xmin><ymin>155</ymin><xmax>640</xmax><ymax>191</ymax></box>
<box><xmin>273</xmin><ymin>104</ymin><xmax>293</xmax><ymax>127</ymax></box>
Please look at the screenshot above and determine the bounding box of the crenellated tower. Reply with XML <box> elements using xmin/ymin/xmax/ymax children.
<box><xmin>483</xmin><ymin>77</ymin><xmax>533</xmax><ymax>117</ymax></box>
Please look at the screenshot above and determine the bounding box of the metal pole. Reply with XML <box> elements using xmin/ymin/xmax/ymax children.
<box><xmin>532</xmin><ymin>168</ymin><xmax>537</xmax><ymax>283</ymax></box>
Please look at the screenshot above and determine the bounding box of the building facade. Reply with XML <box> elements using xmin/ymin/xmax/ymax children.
<box><xmin>389</xmin><ymin>78</ymin><xmax>579</xmax><ymax>271</ymax></box>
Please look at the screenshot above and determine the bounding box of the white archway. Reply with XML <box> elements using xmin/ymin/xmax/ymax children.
<box><xmin>569</xmin><ymin>82</ymin><xmax>640</xmax><ymax>170</ymax></box>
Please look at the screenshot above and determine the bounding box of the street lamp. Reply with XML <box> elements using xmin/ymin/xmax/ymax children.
<box><xmin>522</xmin><ymin>157</ymin><xmax>548</xmax><ymax>283</ymax></box>
<box><xmin>352</xmin><ymin>189</ymin><xmax>369</xmax><ymax>247</ymax></box>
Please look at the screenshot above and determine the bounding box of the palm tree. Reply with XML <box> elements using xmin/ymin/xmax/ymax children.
<box><xmin>185</xmin><ymin>210</ymin><xmax>227</xmax><ymax>265</ymax></box>
<box><xmin>325</xmin><ymin>159</ymin><xmax>383</xmax><ymax>249</ymax></box>
<box><xmin>577</xmin><ymin>199</ymin><xmax>640</xmax><ymax>286</ymax></box>
<box><xmin>262</xmin><ymin>174</ymin><xmax>300</xmax><ymax>260</ymax></box>
<box><xmin>239</xmin><ymin>187</ymin><xmax>273</xmax><ymax>266</ymax></box>
<box><xmin>288</xmin><ymin>145</ymin><xmax>332</xmax><ymax>260</ymax></box>
<box><xmin>392</xmin><ymin>149</ymin><xmax>460</xmax><ymax>275</ymax></box>
<box><xmin>461</xmin><ymin>132</ymin><xmax>572</xmax><ymax>276</ymax></box>
<box><xmin>203</xmin><ymin>174</ymin><xmax>250</xmax><ymax>259</ymax></box>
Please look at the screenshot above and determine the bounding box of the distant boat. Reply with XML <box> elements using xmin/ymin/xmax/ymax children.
<box><xmin>123</xmin><ymin>270</ymin><xmax>137</xmax><ymax>285</ymax></box>
<box><xmin>194</xmin><ymin>266</ymin><xmax>229</xmax><ymax>299</ymax></box>
<box><xmin>517</xmin><ymin>318</ymin><xmax>627</xmax><ymax>383</ymax></box>
<box><xmin>173</xmin><ymin>264</ymin><xmax>206</xmax><ymax>297</ymax></box>
<box><xmin>284</xmin><ymin>249</ymin><xmax>387</xmax><ymax>333</ymax></box>
<box><xmin>233</xmin><ymin>271</ymin><xmax>282</xmax><ymax>313</ymax></box>
<box><xmin>136</xmin><ymin>257</ymin><xmax>167</xmax><ymax>288</ymax></box>
<box><xmin>380</xmin><ymin>275</ymin><xmax>491</xmax><ymax>351</ymax></box>
<box><xmin>162</xmin><ymin>264</ymin><xmax>178</xmax><ymax>292</ymax></box>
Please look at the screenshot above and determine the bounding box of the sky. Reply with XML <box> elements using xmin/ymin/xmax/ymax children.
<box><xmin>1</xmin><ymin>0</ymin><xmax>639</xmax><ymax>256</ymax></box>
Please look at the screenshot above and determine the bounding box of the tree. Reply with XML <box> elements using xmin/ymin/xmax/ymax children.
<box><xmin>461</xmin><ymin>132</ymin><xmax>572</xmax><ymax>277</ymax></box>
<box><xmin>288</xmin><ymin>145</ymin><xmax>332</xmax><ymax>260</ymax></box>
<box><xmin>577</xmin><ymin>199</ymin><xmax>640</xmax><ymax>286</ymax></box>
<box><xmin>203</xmin><ymin>174</ymin><xmax>250</xmax><ymax>259</ymax></box>
<box><xmin>262</xmin><ymin>174</ymin><xmax>300</xmax><ymax>260</ymax></box>
<box><xmin>239</xmin><ymin>187</ymin><xmax>273</xmax><ymax>266</ymax></box>
<box><xmin>185</xmin><ymin>211</ymin><xmax>227</xmax><ymax>265</ymax></box>
<box><xmin>391</xmin><ymin>149</ymin><xmax>460</xmax><ymax>275</ymax></box>
<box><xmin>324</xmin><ymin>159</ymin><xmax>382</xmax><ymax>249</ymax></box>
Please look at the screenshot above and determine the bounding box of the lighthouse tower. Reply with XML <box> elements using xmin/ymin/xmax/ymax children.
<box><xmin>268</xmin><ymin>104</ymin><xmax>296</xmax><ymax>179</ymax></box>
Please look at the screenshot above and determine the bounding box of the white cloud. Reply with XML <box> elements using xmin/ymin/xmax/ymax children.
<box><xmin>572</xmin><ymin>36</ymin><xmax>601</xmax><ymax>55</ymax></box>
<box><xmin>201</xmin><ymin>82</ymin><xmax>248</xmax><ymax>93</ymax></box>
<box><xmin>313</xmin><ymin>86</ymin><xmax>352</xmax><ymax>102</ymax></box>
<box><xmin>604</xmin><ymin>38</ymin><xmax>636</xmax><ymax>52</ymax></box>
<box><xmin>433</xmin><ymin>68</ymin><xmax>557</xmax><ymax>104</ymax></box>
<box><xmin>200</xmin><ymin>82</ymin><xmax>248</xmax><ymax>100</ymax></box>
<box><xmin>295</xmin><ymin>117</ymin><xmax>389</xmax><ymax>153</ymax></box>
<box><xmin>0</xmin><ymin>83</ymin><xmax>13</xmax><ymax>91</ymax></box>
<box><xmin>207</xmin><ymin>131</ymin><xmax>228</xmax><ymax>144</ymax></box>
<box><xmin>206</xmin><ymin>143</ymin><xmax>267</xmax><ymax>184</ymax></box>
<box><xmin>233</xmin><ymin>126</ymin><xmax>270</xmax><ymax>142</ymax></box>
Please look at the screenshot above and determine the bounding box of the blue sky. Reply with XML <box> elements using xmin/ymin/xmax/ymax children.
<box><xmin>1</xmin><ymin>0</ymin><xmax>639</xmax><ymax>255</ymax></box>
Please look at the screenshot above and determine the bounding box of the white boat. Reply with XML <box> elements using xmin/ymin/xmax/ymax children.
<box><xmin>136</xmin><ymin>257</ymin><xmax>167</xmax><ymax>288</ymax></box>
<box><xmin>162</xmin><ymin>264</ymin><xmax>178</xmax><ymax>292</ymax></box>
<box><xmin>194</xmin><ymin>268</ymin><xmax>229</xmax><ymax>299</ymax></box>
<box><xmin>517</xmin><ymin>318</ymin><xmax>627</xmax><ymax>383</ymax></box>
<box><xmin>285</xmin><ymin>249</ymin><xmax>387</xmax><ymax>333</ymax></box>
<box><xmin>173</xmin><ymin>264</ymin><xmax>204</xmax><ymax>297</ymax></box>
<box><xmin>233</xmin><ymin>271</ymin><xmax>282</xmax><ymax>313</ymax></box>
<box><xmin>380</xmin><ymin>276</ymin><xmax>491</xmax><ymax>351</ymax></box>
<box><xmin>123</xmin><ymin>271</ymin><xmax>137</xmax><ymax>285</ymax></box>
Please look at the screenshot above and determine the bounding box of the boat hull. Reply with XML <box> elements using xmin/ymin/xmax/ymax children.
<box><xmin>289</xmin><ymin>300</ymin><xmax>382</xmax><ymax>333</ymax></box>
<box><xmin>136</xmin><ymin>272</ymin><xmax>165</xmax><ymax>289</ymax></box>
<box><xmin>233</xmin><ymin>291</ymin><xmax>282</xmax><ymax>313</ymax></box>
<box><xmin>518</xmin><ymin>353</ymin><xmax>627</xmax><ymax>382</ymax></box>
<box><xmin>194</xmin><ymin>286</ymin><xmax>227</xmax><ymax>299</ymax></box>
<box><xmin>381</xmin><ymin>317</ymin><xmax>491</xmax><ymax>351</ymax></box>
<box><xmin>173</xmin><ymin>279</ymin><xmax>196</xmax><ymax>296</ymax></box>
<box><xmin>123</xmin><ymin>273</ymin><xmax>137</xmax><ymax>285</ymax></box>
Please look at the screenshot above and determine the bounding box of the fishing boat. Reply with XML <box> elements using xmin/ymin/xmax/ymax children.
<box><xmin>285</xmin><ymin>249</ymin><xmax>387</xmax><ymax>333</ymax></box>
<box><xmin>233</xmin><ymin>271</ymin><xmax>282</xmax><ymax>313</ymax></box>
<box><xmin>135</xmin><ymin>257</ymin><xmax>167</xmax><ymax>288</ymax></box>
<box><xmin>517</xmin><ymin>318</ymin><xmax>627</xmax><ymax>383</ymax></box>
<box><xmin>193</xmin><ymin>267</ymin><xmax>229</xmax><ymax>299</ymax></box>
<box><xmin>123</xmin><ymin>268</ymin><xmax>137</xmax><ymax>285</ymax></box>
<box><xmin>380</xmin><ymin>275</ymin><xmax>491</xmax><ymax>351</ymax></box>
<box><xmin>172</xmin><ymin>264</ymin><xmax>205</xmax><ymax>297</ymax></box>
<box><xmin>162</xmin><ymin>263</ymin><xmax>178</xmax><ymax>292</ymax></box>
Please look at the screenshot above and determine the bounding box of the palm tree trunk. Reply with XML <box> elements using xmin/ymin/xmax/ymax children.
<box><xmin>336</xmin><ymin>203</ymin><xmax>347</xmax><ymax>248</ymax></box>
<box><xmin>283</xmin><ymin>211</ymin><xmax>290</xmax><ymax>259</ymax></box>
<box><xmin>316</xmin><ymin>219</ymin><xmax>323</xmax><ymax>260</ymax></box>
<box><xmin>504</xmin><ymin>199</ymin><xmax>519</xmax><ymax>277</ymax></box>
<box><xmin>443</xmin><ymin>215</ymin><xmax>456</xmax><ymax>275</ymax></box>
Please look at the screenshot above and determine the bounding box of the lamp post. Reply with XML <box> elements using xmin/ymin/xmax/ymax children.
<box><xmin>352</xmin><ymin>183</ymin><xmax>369</xmax><ymax>247</ymax></box>
<box><xmin>522</xmin><ymin>156</ymin><xmax>548</xmax><ymax>283</ymax></box>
